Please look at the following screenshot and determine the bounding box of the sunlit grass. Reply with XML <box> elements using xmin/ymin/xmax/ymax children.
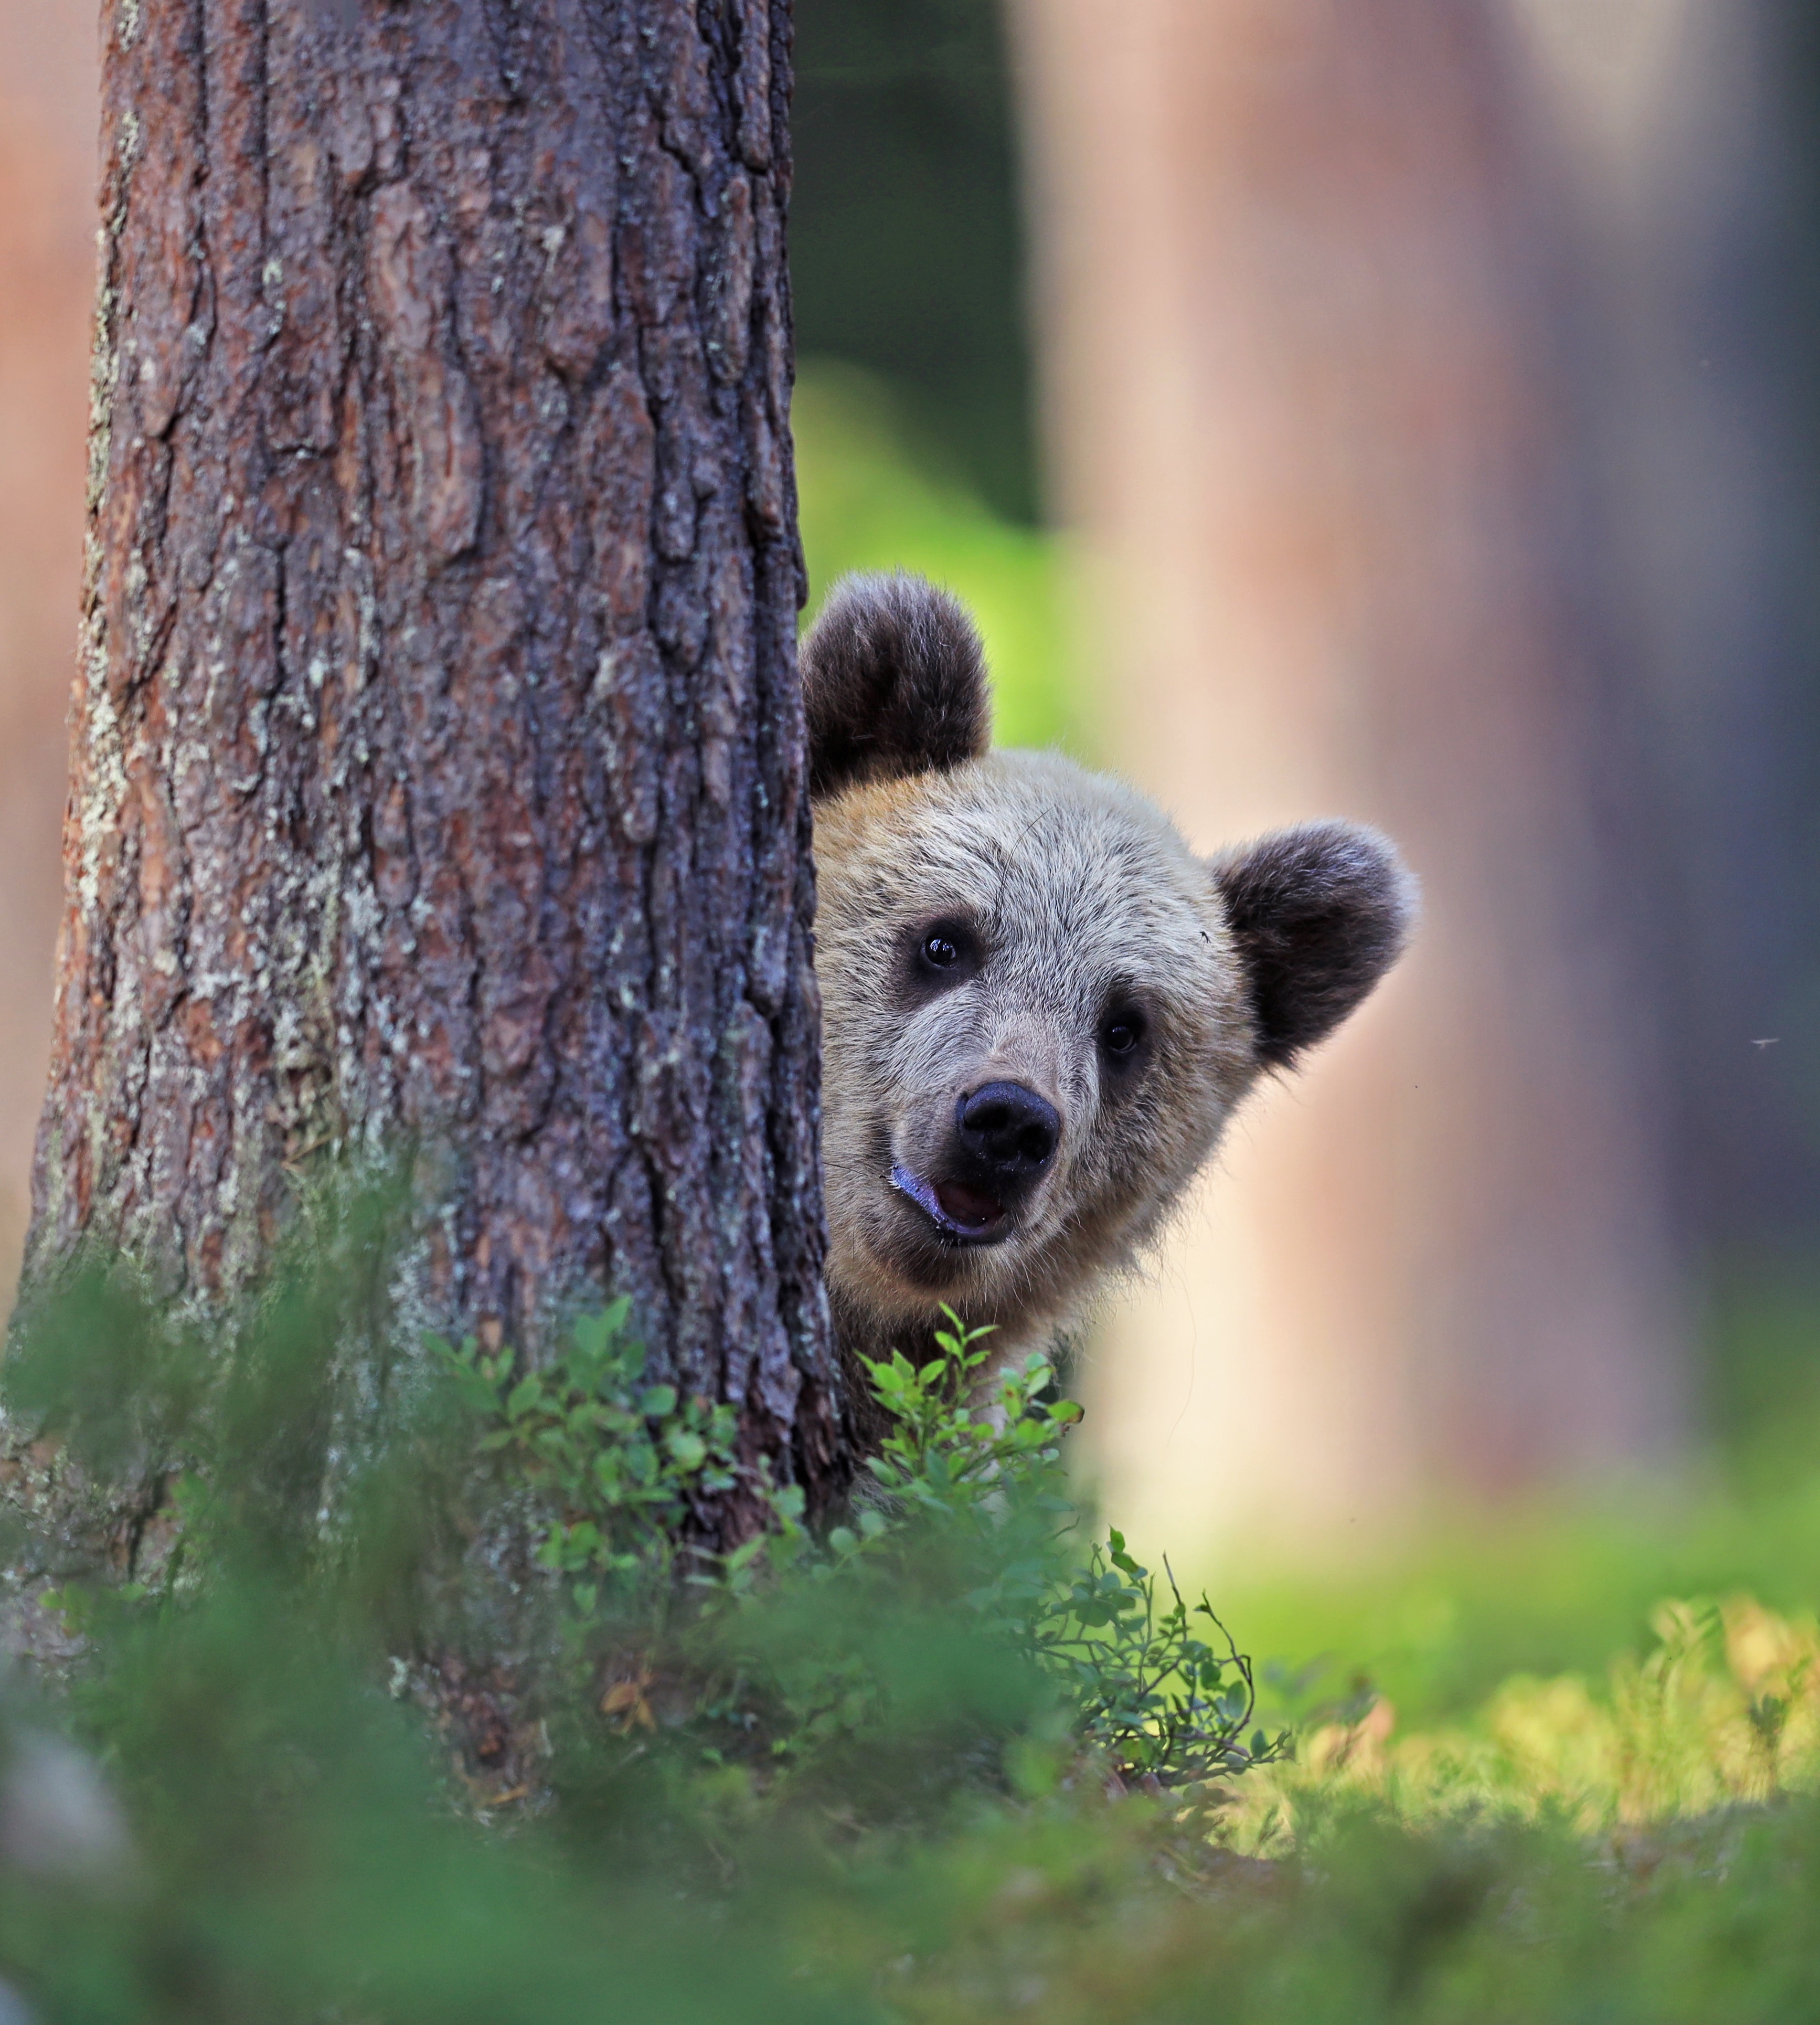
<box><xmin>1220</xmin><ymin>1589</ymin><xmax>1820</xmax><ymax>1851</ymax></box>
<box><xmin>1196</xmin><ymin>1462</ymin><xmax>1820</xmax><ymax>1727</ymax></box>
<box><xmin>1153</xmin><ymin>1448</ymin><xmax>1820</xmax><ymax>1868</ymax></box>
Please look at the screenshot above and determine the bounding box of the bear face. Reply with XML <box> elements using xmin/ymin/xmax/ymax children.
<box><xmin>815</xmin><ymin>752</ymin><xmax>1254</xmax><ymax>1342</ymax></box>
<box><xmin>804</xmin><ymin>572</ymin><xmax>1414</xmax><ymax>1386</ymax></box>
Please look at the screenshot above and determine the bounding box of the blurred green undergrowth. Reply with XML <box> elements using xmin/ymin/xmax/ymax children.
<box><xmin>0</xmin><ymin>1235</ymin><xmax>1278</xmax><ymax>2019</ymax></box>
<box><xmin>7</xmin><ymin>1231</ymin><xmax>1820</xmax><ymax>2019</ymax></box>
<box><xmin>1200</xmin><ymin>1473</ymin><xmax>1820</xmax><ymax>1734</ymax></box>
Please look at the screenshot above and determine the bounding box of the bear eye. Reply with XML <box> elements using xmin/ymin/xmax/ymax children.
<box><xmin>1101</xmin><ymin>1008</ymin><xmax>1146</xmax><ymax>1059</ymax></box>
<box><xmin>911</xmin><ymin>923</ymin><xmax>984</xmax><ymax>984</ymax></box>
<box><xmin>904</xmin><ymin>916</ymin><xmax>981</xmax><ymax>994</ymax></box>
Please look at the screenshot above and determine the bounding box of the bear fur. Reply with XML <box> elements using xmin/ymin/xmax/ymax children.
<box><xmin>803</xmin><ymin>572</ymin><xmax>1415</xmax><ymax>1430</ymax></box>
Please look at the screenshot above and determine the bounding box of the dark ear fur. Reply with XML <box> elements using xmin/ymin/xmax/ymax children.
<box><xmin>800</xmin><ymin>572</ymin><xmax>992</xmax><ymax>799</ymax></box>
<box><xmin>1214</xmin><ymin>821</ymin><xmax>1416</xmax><ymax>1069</ymax></box>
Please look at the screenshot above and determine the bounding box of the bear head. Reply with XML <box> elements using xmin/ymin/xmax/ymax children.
<box><xmin>803</xmin><ymin>571</ymin><xmax>1415</xmax><ymax>1366</ymax></box>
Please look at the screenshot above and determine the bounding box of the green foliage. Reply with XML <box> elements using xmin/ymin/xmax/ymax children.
<box><xmin>1039</xmin><ymin>1534</ymin><xmax>1280</xmax><ymax>1788</ymax></box>
<box><xmin>428</xmin><ymin>1300</ymin><xmax>738</xmax><ymax>1610</ymax></box>
<box><xmin>857</xmin><ymin>1316</ymin><xmax>1083</xmax><ymax>1507</ymax></box>
<box><xmin>15</xmin><ymin>1259</ymin><xmax>1820</xmax><ymax>2020</ymax></box>
<box><xmin>424</xmin><ymin>1298</ymin><xmax>1275</xmax><ymax>1797</ymax></box>
<box><xmin>838</xmin><ymin>1314</ymin><xmax>1282</xmax><ymax>1789</ymax></box>
<box><xmin>0</xmin><ymin>1581</ymin><xmax>854</xmax><ymax>2025</ymax></box>
<box><xmin>675</xmin><ymin>1313</ymin><xmax>1080</xmax><ymax>1799</ymax></box>
<box><xmin>7</xmin><ymin>1194</ymin><xmax>465</xmax><ymax>1640</ymax></box>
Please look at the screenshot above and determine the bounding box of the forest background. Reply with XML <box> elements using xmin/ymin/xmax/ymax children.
<box><xmin>4</xmin><ymin>0</ymin><xmax>1820</xmax><ymax>1727</ymax></box>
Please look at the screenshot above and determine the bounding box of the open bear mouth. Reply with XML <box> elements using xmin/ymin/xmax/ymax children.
<box><xmin>888</xmin><ymin>1164</ymin><xmax>1009</xmax><ymax>1244</ymax></box>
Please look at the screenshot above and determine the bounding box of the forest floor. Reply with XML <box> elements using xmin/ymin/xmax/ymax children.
<box><xmin>9</xmin><ymin>1271</ymin><xmax>1820</xmax><ymax>2023</ymax></box>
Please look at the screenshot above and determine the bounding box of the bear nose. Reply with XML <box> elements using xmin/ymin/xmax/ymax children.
<box><xmin>956</xmin><ymin>1082</ymin><xmax>1060</xmax><ymax>1177</ymax></box>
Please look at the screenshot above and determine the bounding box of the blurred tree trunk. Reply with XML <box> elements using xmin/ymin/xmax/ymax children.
<box><xmin>1508</xmin><ymin>1</ymin><xmax>1820</xmax><ymax>1297</ymax></box>
<box><xmin>0</xmin><ymin>3</ymin><xmax>97</xmax><ymax>1306</ymax></box>
<box><xmin>16</xmin><ymin>0</ymin><xmax>839</xmax><ymax>1551</ymax></box>
<box><xmin>1011</xmin><ymin>0</ymin><xmax>1692</xmax><ymax>1550</ymax></box>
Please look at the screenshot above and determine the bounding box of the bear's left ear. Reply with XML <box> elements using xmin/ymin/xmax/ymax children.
<box><xmin>799</xmin><ymin>572</ymin><xmax>992</xmax><ymax>800</ymax></box>
<box><xmin>1212</xmin><ymin>821</ymin><xmax>1417</xmax><ymax>1069</ymax></box>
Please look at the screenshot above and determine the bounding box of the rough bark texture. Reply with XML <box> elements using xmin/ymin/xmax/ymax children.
<box><xmin>20</xmin><ymin>0</ymin><xmax>838</xmax><ymax>1538</ymax></box>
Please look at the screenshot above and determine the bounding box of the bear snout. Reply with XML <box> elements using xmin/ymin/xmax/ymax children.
<box><xmin>953</xmin><ymin>1082</ymin><xmax>1060</xmax><ymax>1195</ymax></box>
<box><xmin>881</xmin><ymin>1079</ymin><xmax>1063</xmax><ymax>1260</ymax></box>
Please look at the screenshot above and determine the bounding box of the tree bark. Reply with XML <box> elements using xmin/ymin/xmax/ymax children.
<box><xmin>19</xmin><ymin>0</ymin><xmax>838</xmax><ymax>1545</ymax></box>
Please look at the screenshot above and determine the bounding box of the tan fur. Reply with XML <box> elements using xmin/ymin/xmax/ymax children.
<box><xmin>814</xmin><ymin>749</ymin><xmax>1260</xmax><ymax>1377</ymax></box>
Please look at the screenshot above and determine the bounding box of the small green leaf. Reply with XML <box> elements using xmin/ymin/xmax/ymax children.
<box><xmin>570</xmin><ymin>1311</ymin><xmax>610</xmax><ymax>1361</ymax></box>
<box><xmin>666</xmin><ymin>1428</ymin><xmax>707</xmax><ymax>1472</ymax></box>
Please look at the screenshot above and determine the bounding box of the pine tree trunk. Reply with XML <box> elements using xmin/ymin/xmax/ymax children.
<box><xmin>17</xmin><ymin>0</ymin><xmax>838</xmax><ymax>1552</ymax></box>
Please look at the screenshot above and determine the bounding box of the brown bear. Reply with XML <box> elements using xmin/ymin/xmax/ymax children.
<box><xmin>803</xmin><ymin>572</ymin><xmax>1414</xmax><ymax>1426</ymax></box>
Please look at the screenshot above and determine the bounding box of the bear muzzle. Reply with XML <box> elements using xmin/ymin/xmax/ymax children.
<box><xmin>888</xmin><ymin>1080</ymin><xmax>1061</xmax><ymax>1247</ymax></box>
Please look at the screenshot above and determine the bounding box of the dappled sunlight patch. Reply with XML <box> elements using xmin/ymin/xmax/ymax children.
<box><xmin>1214</xmin><ymin>1593</ymin><xmax>1820</xmax><ymax>1861</ymax></box>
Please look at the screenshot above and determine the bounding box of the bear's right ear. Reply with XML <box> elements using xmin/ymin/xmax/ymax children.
<box><xmin>799</xmin><ymin>572</ymin><xmax>992</xmax><ymax>800</ymax></box>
